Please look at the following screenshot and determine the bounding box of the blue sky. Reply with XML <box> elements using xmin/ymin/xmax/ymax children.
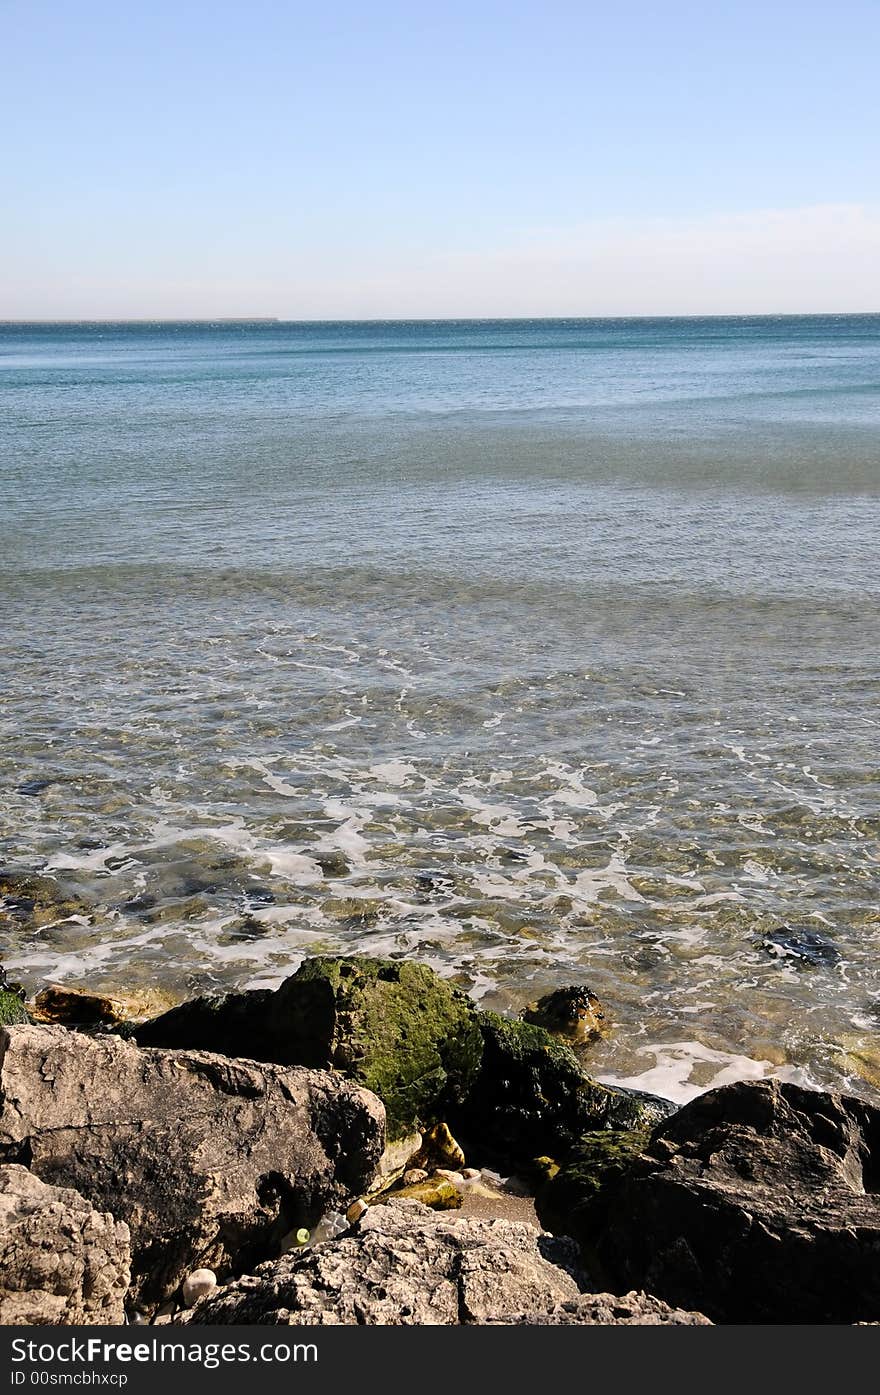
<box><xmin>3</xmin><ymin>0</ymin><xmax>879</xmax><ymax>316</ymax></box>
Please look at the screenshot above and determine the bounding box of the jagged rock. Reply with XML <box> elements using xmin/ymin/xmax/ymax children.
<box><xmin>593</xmin><ymin>1079</ymin><xmax>880</xmax><ymax>1323</ymax></box>
<box><xmin>0</xmin><ymin>1164</ymin><xmax>130</xmax><ymax>1324</ymax></box>
<box><xmin>135</xmin><ymin>956</ymin><xmax>484</xmax><ymax>1140</ymax></box>
<box><xmin>177</xmin><ymin>1199</ymin><xmax>584</xmax><ymax>1325</ymax></box>
<box><xmin>487</xmin><ymin>1292</ymin><xmax>712</xmax><ymax>1324</ymax></box>
<box><xmin>522</xmin><ymin>985</ymin><xmax>609</xmax><ymax>1044</ymax></box>
<box><xmin>0</xmin><ymin>1025</ymin><xmax>384</xmax><ymax>1309</ymax></box>
<box><xmin>451</xmin><ymin>1011</ymin><xmax>675</xmax><ymax>1161</ymax></box>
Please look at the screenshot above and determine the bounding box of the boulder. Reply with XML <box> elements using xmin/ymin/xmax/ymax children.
<box><xmin>451</xmin><ymin>1011</ymin><xmax>674</xmax><ymax>1161</ymax></box>
<box><xmin>136</xmin><ymin>956</ymin><xmax>484</xmax><ymax>1141</ymax></box>
<box><xmin>0</xmin><ymin>1164</ymin><xmax>130</xmax><ymax>1324</ymax></box>
<box><xmin>178</xmin><ymin>1198</ymin><xmax>585</xmax><ymax>1325</ymax></box>
<box><xmin>0</xmin><ymin>1025</ymin><xmax>384</xmax><ymax>1309</ymax></box>
<box><xmin>486</xmin><ymin>1291</ymin><xmax>712</xmax><ymax>1325</ymax></box>
<box><xmin>593</xmin><ymin>1079</ymin><xmax>880</xmax><ymax>1323</ymax></box>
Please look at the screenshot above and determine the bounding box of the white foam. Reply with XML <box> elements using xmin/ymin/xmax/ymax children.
<box><xmin>598</xmin><ymin>1040</ymin><xmax>817</xmax><ymax>1105</ymax></box>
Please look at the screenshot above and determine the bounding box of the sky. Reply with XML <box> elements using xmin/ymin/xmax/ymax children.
<box><xmin>2</xmin><ymin>0</ymin><xmax>879</xmax><ymax>318</ymax></box>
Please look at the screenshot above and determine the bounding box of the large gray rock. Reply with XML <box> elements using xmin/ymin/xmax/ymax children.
<box><xmin>179</xmin><ymin>1198</ymin><xmax>585</xmax><ymax>1325</ymax></box>
<box><xmin>0</xmin><ymin>1164</ymin><xmax>130</xmax><ymax>1325</ymax></box>
<box><xmin>593</xmin><ymin>1079</ymin><xmax>880</xmax><ymax>1323</ymax></box>
<box><xmin>487</xmin><ymin>1292</ymin><xmax>712</xmax><ymax>1325</ymax></box>
<box><xmin>0</xmin><ymin>1025</ymin><xmax>384</xmax><ymax>1310</ymax></box>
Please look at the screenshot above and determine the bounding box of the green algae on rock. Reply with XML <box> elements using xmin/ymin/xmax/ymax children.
<box><xmin>136</xmin><ymin>956</ymin><xmax>483</xmax><ymax>1141</ymax></box>
<box><xmin>0</xmin><ymin>991</ymin><xmax>31</xmax><ymax>1027</ymax></box>
<box><xmin>452</xmin><ymin>1011</ymin><xmax>672</xmax><ymax>1161</ymax></box>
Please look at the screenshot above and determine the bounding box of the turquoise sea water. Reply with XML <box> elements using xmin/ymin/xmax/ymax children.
<box><xmin>2</xmin><ymin>316</ymin><xmax>879</xmax><ymax>1102</ymax></box>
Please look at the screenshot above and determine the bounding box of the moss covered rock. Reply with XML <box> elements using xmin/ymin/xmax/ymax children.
<box><xmin>536</xmin><ymin>1129</ymin><xmax>649</xmax><ymax>1249</ymax></box>
<box><xmin>136</xmin><ymin>956</ymin><xmax>483</xmax><ymax>1141</ymax></box>
<box><xmin>452</xmin><ymin>1012</ymin><xmax>672</xmax><ymax>1162</ymax></box>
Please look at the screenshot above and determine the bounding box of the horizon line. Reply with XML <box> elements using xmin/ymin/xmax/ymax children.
<box><xmin>2</xmin><ymin>309</ymin><xmax>880</xmax><ymax>326</ymax></box>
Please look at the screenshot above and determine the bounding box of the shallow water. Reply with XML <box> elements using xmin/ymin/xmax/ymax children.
<box><xmin>2</xmin><ymin>317</ymin><xmax>879</xmax><ymax>1103</ymax></box>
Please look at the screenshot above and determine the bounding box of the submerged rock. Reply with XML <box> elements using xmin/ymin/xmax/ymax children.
<box><xmin>522</xmin><ymin>985</ymin><xmax>609</xmax><ymax>1044</ymax></box>
<box><xmin>760</xmin><ymin>924</ymin><xmax>841</xmax><ymax>967</ymax></box>
<box><xmin>136</xmin><ymin>956</ymin><xmax>484</xmax><ymax>1141</ymax></box>
<box><xmin>0</xmin><ymin>869</ymin><xmax>90</xmax><ymax>930</ymax></box>
<box><xmin>177</xmin><ymin>1198</ymin><xmax>584</xmax><ymax>1325</ymax></box>
<box><xmin>0</xmin><ymin>1164</ymin><xmax>130</xmax><ymax>1325</ymax></box>
<box><xmin>0</xmin><ymin>1024</ymin><xmax>384</xmax><ymax>1309</ymax></box>
<box><xmin>593</xmin><ymin>1078</ymin><xmax>880</xmax><ymax>1323</ymax></box>
<box><xmin>452</xmin><ymin>1011</ymin><xmax>674</xmax><ymax>1161</ymax></box>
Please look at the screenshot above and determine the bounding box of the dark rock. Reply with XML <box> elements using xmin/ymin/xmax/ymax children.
<box><xmin>522</xmin><ymin>985</ymin><xmax>609</xmax><ymax>1044</ymax></box>
<box><xmin>536</xmin><ymin>1129</ymin><xmax>649</xmax><ymax>1253</ymax></box>
<box><xmin>177</xmin><ymin>1198</ymin><xmax>585</xmax><ymax>1325</ymax></box>
<box><xmin>453</xmin><ymin>1011</ymin><xmax>673</xmax><ymax>1162</ymax></box>
<box><xmin>760</xmin><ymin>925</ymin><xmax>841</xmax><ymax>967</ymax></box>
<box><xmin>593</xmin><ymin>1078</ymin><xmax>880</xmax><ymax>1323</ymax></box>
<box><xmin>0</xmin><ymin>1164</ymin><xmax>131</xmax><ymax>1325</ymax></box>
<box><xmin>136</xmin><ymin>956</ymin><xmax>484</xmax><ymax>1141</ymax></box>
<box><xmin>486</xmin><ymin>1291</ymin><xmax>712</xmax><ymax>1325</ymax></box>
<box><xmin>0</xmin><ymin>1024</ymin><xmax>384</xmax><ymax>1309</ymax></box>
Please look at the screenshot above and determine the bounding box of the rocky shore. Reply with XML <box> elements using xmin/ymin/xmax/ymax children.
<box><xmin>1</xmin><ymin>955</ymin><xmax>879</xmax><ymax>1325</ymax></box>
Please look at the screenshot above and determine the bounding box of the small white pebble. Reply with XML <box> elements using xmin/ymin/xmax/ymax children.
<box><xmin>461</xmin><ymin>1168</ymin><xmax>481</xmax><ymax>1180</ymax></box>
<box><xmin>182</xmin><ymin>1268</ymin><xmax>218</xmax><ymax>1307</ymax></box>
<box><xmin>434</xmin><ymin>1168</ymin><xmax>464</xmax><ymax>1185</ymax></box>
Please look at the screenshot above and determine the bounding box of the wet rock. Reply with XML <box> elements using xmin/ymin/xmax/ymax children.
<box><xmin>760</xmin><ymin>924</ymin><xmax>841</xmax><ymax>967</ymax></box>
<box><xmin>0</xmin><ymin>1164</ymin><xmax>130</xmax><ymax>1325</ymax></box>
<box><xmin>593</xmin><ymin>1078</ymin><xmax>880</xmax><ymax>1323</ymax></box>
<box><xmin>0</xmin><ymin>1024</ymin><xmax>384</xmax><ymax>1309</ymax></box>
<box><xmin>177</xmin><ymin>1198</ymin><xmax>585</xmax><ymax>1325</ymax></box>
<box><xmin>32</xmin><ymin>984</ymin><xmax>123</xmax><ymax>1029</ymax></box>
<box><xmin>486</xmin><ymin>1291</ymin><xmax>712</xmax><ymax>1325</ymax></box>
<box><xmin>136</xmin><ymin>956</ymin><xmax>484</xmax><ymax>1141</ymax></box>
<box><xmin>522</xmin><ymin>985</ymin><xmax>609</xmax><ymax>1044</ymax></box>
<box><xmin>453</xmin><ymin>1011</ymin><xmax>674</xmax><ymax>1162</ymax></box>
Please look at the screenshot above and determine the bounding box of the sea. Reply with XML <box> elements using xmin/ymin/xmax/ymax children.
<box><xmin>2</xmin><ymin>315</ymin><xmax>879</xmax><ymax>1104</ymax></box>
